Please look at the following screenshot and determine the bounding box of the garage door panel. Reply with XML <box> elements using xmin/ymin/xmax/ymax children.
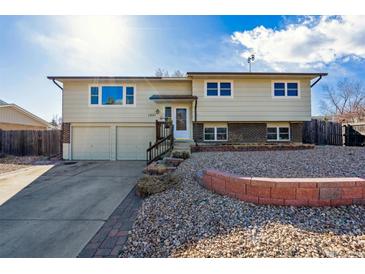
<box><xmin>72</xmin><ymin>127</ymin><xmax>110</xmax><ymax>160</ymax></box>
<box><xmin>117</xmin><ymin>127</ymin><xmax>154</xmax><ymax>160</ymax></box>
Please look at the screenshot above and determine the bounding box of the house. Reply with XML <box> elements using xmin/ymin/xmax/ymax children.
<box><xmin>48</xmin><ymin>72</ymin><xmax>327</xmax><ymax>161</ymax></box>
<box><xmin>0</xmin><ymin>100</ymin><xmax>53</xmax><ymax>130</ymax></box>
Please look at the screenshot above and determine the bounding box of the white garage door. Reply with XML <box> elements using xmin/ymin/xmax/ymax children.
<box><xmin>72</xmin><ymin>127</ymin><xmax>111</xmax><ymax>160</ymax></box>
<box><xmin>117</xmin><ymin>126</ymin><xmax>155</xmax><ymax>160</ymax></box>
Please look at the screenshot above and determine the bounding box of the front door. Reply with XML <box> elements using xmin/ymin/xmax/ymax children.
<box><xmin>174</xmin><ymin>107</ymin><xmax>189</xmax><ymax>139</ymax></box>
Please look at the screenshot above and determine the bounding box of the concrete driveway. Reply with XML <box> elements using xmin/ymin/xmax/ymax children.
<box><xmin>0</xmin><ymin>161</ymin><xmax>144</xmax><ymax>258</ymax></box>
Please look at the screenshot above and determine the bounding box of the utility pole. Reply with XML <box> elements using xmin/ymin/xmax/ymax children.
<box><xmin>247</xmin><ymin>54</ymin><xmax>255</xmax><ymax>72</ymax></box>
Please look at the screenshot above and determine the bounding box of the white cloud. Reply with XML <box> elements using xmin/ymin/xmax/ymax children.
<box><xmin>231</xmin><ymin>16</ymin><xmax>365</xmax><ymax>71</ymax></box>
<box><xmin>23</xmin><ymin>16</ymin><xmax>142</xmax><ymax>74</ymax></box>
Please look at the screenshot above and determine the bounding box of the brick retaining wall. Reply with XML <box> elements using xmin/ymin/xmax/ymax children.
<box><xmin>202</xmin><ymin>169</ymin><xmax>365</xmax><ymax>207</ymax></box>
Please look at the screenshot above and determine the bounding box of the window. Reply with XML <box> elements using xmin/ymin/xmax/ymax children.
<box><xmin>90</xmin><ymin>87</ymin><xmax>99</xmax><ymax>105</ymax></box>
<box><xmin>267</xmin><ymin>127</ymin><xmax>277</xmax><ymax>140</ymax></box>
<box><xmin>126</xmin><ymin>86</ymin><xmax>134</xmax><ymax>105</ymax></box>
<box><xmin>287</xmin><ymin>83</ymin><xmax>298</xmax><ymax>96</ymax></box>
<box><xmin>204</xmin><ymin>127</ymin><xmax>228</xmax><ymax>141</ymax></box>
<box><xmin>102</xmin><ymin>86</ymin><xmax>123</xmax><ymax>105</ymax></box>
<box><xmin>206</xmin><ymin>81</ymin><xmax>233</xmax><ymax>97</ymax></box>
<box><xmin>220</xmin><ymin>82</ymin><xmax>231</xmax><ymax>96</ymax></box>
<box><xmin>267</xmin><ymin>127</ymin><xmax>290</xmax><ymax>141</ymax></box>
<box><xmin>204</xmin><ymin>128</ymin><xmax>215</xmax><ymax>141</ymax></box>
<box><xmin>216</xmin><ymin>127</ymin><xmax>228</xmax><ymax>140</ymax></box>
<box><xmin>164</xmin><ymin>106</ymin><xmax>172</xmax><ymax>120</ymax></box>
<box><xmin>273</xmin><ymin>81</ymin><xmax>300</xmax><ymax>97</ymax></box>
<box><xmin>274</xmin><ymin>83</ymin><xmax>285</xmax><ymax>96</ymax></box>
<box><xmin>207</xmin><ymin>82</ymin><xmax>218</xmax><ymax>96</ymax></box>
<box><xmin>279</xmin><ymin>127</ymin><xmax>290</xmax><ymax>140</ymax></box>
<box><xmin>90</xmin><ymin>85</ymin><xmax>136</xmax><ymax>107</ymax></box>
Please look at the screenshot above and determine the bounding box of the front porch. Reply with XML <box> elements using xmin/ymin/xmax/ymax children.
<box><xmin>149</xmin><ymin>94</ymin><xmax>197</xmax><ymax>142</ymax></box>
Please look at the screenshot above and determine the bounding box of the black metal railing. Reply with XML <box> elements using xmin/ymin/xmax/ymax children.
<box><xmin>146</xmin><ymin>125</ymin><xmax>174</xmax><ymax>165</ymax></box>
<box><xmin>156</xmin><ymin>119</ymin><xmax>173</xmax><ymax>140</ymax></box>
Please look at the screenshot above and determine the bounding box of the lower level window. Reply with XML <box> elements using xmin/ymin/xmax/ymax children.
<box><xmin>267</xmin><ymin>127</ymin><xmax>290</xmax><ymax>141</ymax></box>
<box><xmin>204</xmin><ymin>127</ymin><xmax>228</xmax><ymax>141</ymax></box>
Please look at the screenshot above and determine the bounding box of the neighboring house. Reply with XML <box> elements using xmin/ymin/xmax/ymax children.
<box><xmin>0</xmin><ymin>100</ymin><xmax>53</xmax><ymax>130</ymax></box>
<box><xmin>48</xmin><ymin>72</ymin><xmax>327</xmax><ymax>161</ymax></box>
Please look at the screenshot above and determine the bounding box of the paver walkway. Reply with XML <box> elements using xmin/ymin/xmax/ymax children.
<box><xmin>78</xmin><ymin>186</ymin><xmax>142</xmax><ymax>258</ymax></box>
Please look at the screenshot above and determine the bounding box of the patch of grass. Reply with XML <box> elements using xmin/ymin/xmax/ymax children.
<box><xmin>136</xmin><ymin>173</ymin><xmax>181</xmax><ymax>198</ymax></box>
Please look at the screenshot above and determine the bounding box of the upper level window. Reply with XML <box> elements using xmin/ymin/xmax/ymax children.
<box><xmin>102</xmin><ymin>86</ymin><xmax>123</xmax><ymax>105</ymax></box>
<box><xmin>287</xmin><ymin>83</ymin><xmax>298</xmax><ymax>96</ymax></box>
<box><xmin>274</xmin><ymin>83</ymin><xmax>285</xmax><ymax>96</ymax></box>
<box><xmin>220</xmin><ymin>82</ymin><xmax>231</xmax><ymax>96</ymax></box>
<box><xmin>90</xmin><ymin>87</ymin><xmax>99</xmax><ymax>105</ymax></box>
<box><xmin>206</xmin><ymin>81</ymin><xmax>233</xmax><ymax>97</ymax></box>
<box><xmin>89</xmin><ymin>84</ymin><xmax>136</xmax><ymax>107</ymax></box>
<box><xmin>207</xmin><ymin>82</ymin><xmax>218</xmax><ymax>96</ymax></box>
<box><xmin>273</xmin><ymin>81</ymin><xmax>300</xmax><ymax>97</ymax></box>
<box><xmin>126</xmin><ymin>86</ymin><xmax>134</xmax><ymax>105</ymax></box>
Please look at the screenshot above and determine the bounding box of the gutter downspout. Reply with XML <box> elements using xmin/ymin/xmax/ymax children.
<box><xmin>49</xmin><ymin>78</ymin><xmax>63</xmax><ymax>159</ymax></box>
<box><xmin>310</xmin><ymin>76</ymin><xmax>322</xmax><ymax>88</ymax></box>
<box><xmin>194</xmin><ymin>97</ymin><xmax>198</xmax><ymax>146</ymax></box>
<box><xmin>51</xmin><ymin>79</ymin><xmax>63</xmax><ymax>91</ymax></box>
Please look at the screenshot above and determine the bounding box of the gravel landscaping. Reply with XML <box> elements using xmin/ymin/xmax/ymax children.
<box><xmin>121</xmin><ymin>146</ymin><xmax>365</xmax><ymax>258</ymax></box>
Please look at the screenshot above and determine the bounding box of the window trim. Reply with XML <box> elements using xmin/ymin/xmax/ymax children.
<box><xmin>204</xmin><ymin>80</ymin><xmax>234</xmax><ymax>98</ymax></box>
<box><xmin>271</xmin><ymin>80</ymin><xmax>301</xmax><ymax>98</ymax></box>
<box><xmin>88</xmin><ymin>84</ymin><xmax>136</xmax><ymax>108</ymax></box>
<box><xmin>203</xmin><ymin>126</ymin><xmax>228</xmax><ymax>141</ymax></box>
<box><xmin>164</xmin><ymin>106</ymin><xmax>172</xmax><ymax>121</ymax></box>
<box><xmin>124</xmin><ymin>85</ymin><xmax>136</xmax><ymax>107</ymax></box>
<box><xmin>266</xmin><ymin>126</ymin><xmax>291</xmax><ymax>141</ymax></box>
<box><xmin>89</xmin><ymin>86</ymin><xmax>99</xmax><ymax>106</ymax></box>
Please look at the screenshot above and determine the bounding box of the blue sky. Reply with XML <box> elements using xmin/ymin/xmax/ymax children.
<box><xmin>0</xmin><ymin>15</ymin><xmax>364</xmax><ymax>121</ymax></box>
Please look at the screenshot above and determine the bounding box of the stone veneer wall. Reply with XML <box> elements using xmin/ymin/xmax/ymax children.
<box><xmin>290</xmin><ymin>122</ymin><xmax>304</xmax><ymax>143</ymax></box>
<box><xmin>228</xmin><ymin>123</ymin><xmax>267</xmax><ymax>143</ymax></box>
<box><xmin>62</xmin><ymin>122</ymin><xmax>70</xmax><ymax>143</ymax></box>
<box><xmin>192</xmin><ymin>122</ymin><xmax>204</xmax><ymax>142</ymax></box>
<box><xmin>202</xmin><ymin>169</ymin><xmax>365</xmax><ymax>207</ymax></box>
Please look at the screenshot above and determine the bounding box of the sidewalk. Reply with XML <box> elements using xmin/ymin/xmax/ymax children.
<box><xmin>0</xmin><ymin>165</ymin><xmax>54</xmax><ymax>206</ymax></box>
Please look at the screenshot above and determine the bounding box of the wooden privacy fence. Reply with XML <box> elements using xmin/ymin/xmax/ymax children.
<box><xmin>343</xmin><ymin>124</ymin><xmax>365</xmax><ymax>146</ymax></box>
<box><xmin>302</xmin><ymin>119</ymin><xmax>343</xmax><ymax>146</ymax></box>
<box><xmin>0</xmin><ymin>129</ymin><xmax>61</xmax><ymax>157</ymax></box>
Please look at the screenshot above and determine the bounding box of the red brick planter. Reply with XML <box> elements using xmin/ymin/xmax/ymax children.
<box><xmin>202</xmin><ymin>169</ymin><xmax>365</xmax><ymax>207</ymax></box>
<box><xmin>191</xmin><ymin>144</ymin><xmax>314</xmax><ymax>153</ymax></box>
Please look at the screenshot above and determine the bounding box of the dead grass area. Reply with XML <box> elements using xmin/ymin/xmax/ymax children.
<box><xmin>0</xmin><ymin>155</ymin><xmax>46</xmax><ymax>174</ymax></box>
<box><xmin>136</xmin><ymin>173</ymin><xmax>181</xmax><ymax>198</ymax></box>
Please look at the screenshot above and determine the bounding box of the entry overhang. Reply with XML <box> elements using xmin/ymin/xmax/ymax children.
<box><xmin>149</xmin><ymin>95</ymin><xmax>198</xmax><ymax>102</ymax></box>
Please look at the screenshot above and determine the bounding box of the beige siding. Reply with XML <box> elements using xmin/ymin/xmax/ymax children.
<box><xmin>63</xmin><ymin>80</ymin><xmax>192</xmax><ymax>123</ymax></box>
<box><xmin>192</xmin><ymin>78</ymin><xmax>312</xmax><ymax>121</ymax></box>
<box><xmin>0</xmin><ymin>107</ymin><xmax>47</xmax><ymax>128</ymax></box>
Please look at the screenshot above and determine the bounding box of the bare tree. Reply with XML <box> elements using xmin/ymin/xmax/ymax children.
<box><xmin>154</xmin><ymin>68</ymin><xmax>185</xmax><ymax>77</ymax></box>
<box><xmin>320</xmin><ymin>79</ymin><xmax>365</xmax><ymax>123</ymax></box>
<box><xmin>50</xmin><ymin>114</ymin><xmax>62</xmax><ymax>128</ymax></box>
<box><xmin>171</xmin><ymin>70</ymin><xmax>185</xmax><ymax>77</ymax></box>
<box><xmin>154</xmin><ymin>68</ymin><xmax>164</xmax><ymax>77</ymax></box>
<box><xmin>154</xmin><ymin>68</ymin><xmax>169</xmax><ymax>77</ymax></box>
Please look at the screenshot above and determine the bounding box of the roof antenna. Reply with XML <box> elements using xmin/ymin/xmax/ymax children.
<box><xmin>247</xmin><ymin>54</ymin><xmax>255</xmax><ymax>72</ymax></box>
